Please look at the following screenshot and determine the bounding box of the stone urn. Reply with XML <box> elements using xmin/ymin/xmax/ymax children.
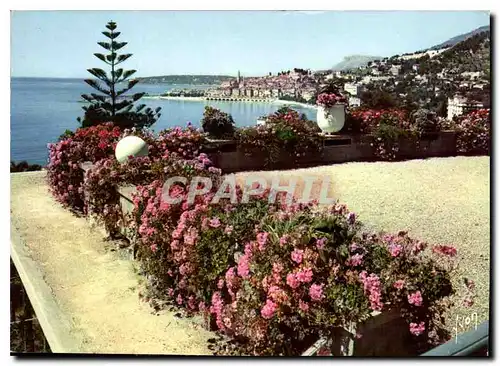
<box><xmin>316</xmin><ymin>104</ymin><xmax>346</xmax><ymax>134</ymax></box>
<box><xmin>115</xmin><ymin>136</ymin><xmax>149</xmax><ymax>163</ymax></box>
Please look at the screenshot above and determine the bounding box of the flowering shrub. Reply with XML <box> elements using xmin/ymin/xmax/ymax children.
<box><xmin>316</xmin><ymin>93</ymin><xmax>348</xmax><ymax>109</ymax></box>
<box><xmin>345</xmin><ymin>108</ymin><xmax>423</xmax><ymax>160</ymax></box>
<box><xmin>452</xmin><ymin>109</ymin><xmax>490</xmax><ymax>155</ymax></box>
<box><xmin>201</xmin><ymin>106</ymin><xmax>236</xmax><ymax>139</ymax></box>
<box><xmin>236</xmin><ymin>108</ymin><xmax>323</xmax><ymax>167</ymax></box>
<box><xmin>47</xmin><ymin>122</ymin><xmax>122</xmax><ymax>211</ymax></box>
<box><xmin>48</xmin><ymin>119</ymin><xmax>465</xmax><ymax>356</ymax></box>
<box><xmin>157</xmin><ymin>123</ymin><xmax>207</xmax><ymax>159</ymax></box>
<box><xmin>207</xmin><ymin>207</ymin><xmax>456</xmax><ymax>355</ymax></box>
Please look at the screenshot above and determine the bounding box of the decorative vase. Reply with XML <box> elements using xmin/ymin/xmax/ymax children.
<box><xmin>316</xmin><ymin>104</ymin><xmax>346</xmax><ymax>134</ymax></box>
<box><xmin>115</xmin><ymin>136</ymin><xmax>149</xmax><ymax>163</ymax></box>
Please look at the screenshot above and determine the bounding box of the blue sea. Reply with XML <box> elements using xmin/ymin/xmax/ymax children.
<box><xmin>11</xmin><ymin>77</ymin><xmax>317</xmax><ymax>166</ymax></box>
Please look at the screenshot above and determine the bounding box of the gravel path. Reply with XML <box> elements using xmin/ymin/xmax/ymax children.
<box><xmin>236</xmin><ymin>156</ymin><xmax>490</xmax><ymax>335</ymax></box>
<box><xmin>10</xmin><ymin>171</ymin><xmax>213</xmax><ymax>354</ymax></box>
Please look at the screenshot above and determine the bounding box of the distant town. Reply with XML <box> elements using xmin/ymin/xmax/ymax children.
<box><xmin>142</xmin><ymin>26</ymin><xmax>490</xmax><ymax>121</ymax></box>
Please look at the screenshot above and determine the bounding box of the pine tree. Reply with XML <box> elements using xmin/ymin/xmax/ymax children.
<box><xmin>78</xmin><ymin>21</ymin><xmax>161</xmax><ymax>129</ymax></box>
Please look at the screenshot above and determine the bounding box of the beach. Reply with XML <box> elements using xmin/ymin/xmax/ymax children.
<box><xmin>143</xmin><ymin>95</ymin><xmax>318</xmax><ymax>110</ymax></box>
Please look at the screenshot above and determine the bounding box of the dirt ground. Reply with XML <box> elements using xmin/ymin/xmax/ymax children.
<box><xmin>10</xmin><ymin>171</ymin><xmax>214</xmax><ymax>355</ymax></box>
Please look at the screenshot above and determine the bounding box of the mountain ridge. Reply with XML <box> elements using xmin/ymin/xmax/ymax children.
<box><xmin>428</xmin><ymin>25</ymin><xmax>490</xmax><ymax>50</ymax></box>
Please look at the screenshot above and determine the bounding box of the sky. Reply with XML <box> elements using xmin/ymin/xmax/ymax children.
<box><xmin>11</xmin><ymin>10</ymin><xmax>490</xmax><ymax>78</ymax></box>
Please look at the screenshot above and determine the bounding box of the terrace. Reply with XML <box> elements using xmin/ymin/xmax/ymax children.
<box><xmin>11</xmin><ymin>155</ymin><xmax>489</xmax><ymax>354</ymax></box>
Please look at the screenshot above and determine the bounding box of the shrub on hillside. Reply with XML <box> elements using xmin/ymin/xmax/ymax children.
<box><xmin>201</xmin><ymin>106</ymin><xmax>236</xmax><ymax>139</ymax></box>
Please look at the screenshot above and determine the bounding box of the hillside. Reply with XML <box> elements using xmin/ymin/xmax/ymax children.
<box><xmin>420</xmin><ymin>30</ymin><xmax>490</xmax><ymax>76</ymax></box>
<box><xmin>429</xmin><ymin>25</ymin><xmax>490</xmax><ymax>50</ymax></box>
<box><xmin>332</xmin><ymin>55</ymin><xmax>383</xmax><ymax>71</ymax></box>
<box><xmin>137</xmin><ymin>75</ymin><xmax>235</xmax><ymax>85</ymax></box>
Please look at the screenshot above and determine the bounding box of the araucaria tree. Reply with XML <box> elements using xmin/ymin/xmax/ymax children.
<box><xmin>78</xmin><ymin>21</ymin><xmax>161</xmax><ymax>129</ymax></box>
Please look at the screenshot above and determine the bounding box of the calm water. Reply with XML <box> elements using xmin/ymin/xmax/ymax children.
<box><xmin>11</xmin><ymin>77</ymin><xmax>316</xmax><ymax>165</ymax></box>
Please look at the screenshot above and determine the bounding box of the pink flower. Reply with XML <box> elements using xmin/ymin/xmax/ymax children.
<box><xmin>291</xmin><ymin>249</ymin><xmax>304</xmax><ymax>264</ymax></box>
<box><xmin>299</xmin><ymin>300</ymin><xmax>309</xmax><ymax>312</ymax></box>
<box><xmin>209</xmin><ymin>217</ymin><xmax>221</xmax><ymax>228</ymax></box>
<box><xmin>409</xmin><ymin>322</ymin><xmax>426</xmax><ymax>336</ymax></box>
<box><xmin>309</xmin><ymin>283</ymin><xmax>324</xmax><ymax>302</ymax></box>
<box><xmin>359</xmin><ymin>271</ymin><xmax>383</xmax><ymax>311</ymax></box>
<box><xmin>237</xmin><ymin>254</ymin><xmax>251</xmax><ymax>278</ymax></box>
<box><xmin>393</xmin><ymin>280</ymin><xmax>405</xmax><ymax>290</ymax></box>
<box><xmin>347</xmin><ymin>253</ymin><xmax>364</xmax><ymax>266</ymax></box>
<box><xmin>316</xmin><ymin>237</ymin><xmax>327</xmax><ymax>249</ymax></box>
<box><xmin>432</xmin><ymin>245</ymin><xmax>457</xmax><ymax>257</ymax></box>
<box><xmin>150</xmin><ymin>244</ymin><xmax>158</xmax><ymax>252</ymax></box>
<box><xmin>261</xmin><ymin>299</ymin><xmax>278</xmax><ymax>319</ymax></box>
<box><xmin>176</xmin><ymin>294</ymin><xmax>183</xmax><ymax>305</ymax></box>
<box><xmin>167</xmin><ymin>288</ymin><xmax>174</xmax><ymax>297</ymax></box>
<box><xmin>388</xmin><ymin>243</ymin><xmax>403</xmax><ymax>257</ymax></box>
<box><xmin>257</xmin><ymin>232</ymin><xmax>269</xmax><ymax>251</ymax></box>
<box><xmin>295</xmin><ymin>268</ymin><xmax>313</xmax><ymax>283</ymax></box>
<box><xmin>279</xmin><ymin>235</ymin><xmax>290</xmax><ymax>246</ymax></box>
<box><xmin>286</xmin><ymin>273</ymin><xmax>300</xmax><ymax>289</ymax></box>
<box><xmin>408</xmin><ymin>291</ymin><xmax>423</xmax><ymax>306</ymax></box>
<box><xmin>347</xmin><ymin>212</ymin><xmax>356</xmax><ymax>225</ymax></box>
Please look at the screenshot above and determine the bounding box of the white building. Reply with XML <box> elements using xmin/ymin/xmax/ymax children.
<box><xmin>390</xmin><ymin>65</ymin><xmax>401</xmax><ymax>76</ymax></box>
<box><xmin>447</xmin><ymin>95</ymin><xmax>484</xmax><ymax>120</ymax></box>
<box><xmin>349</xmin><ymin>97</ymin><xmax>361</xmax><ymax>107</ymax></box>
<box><xmin>343</xmin><ymin>83</ymin><xmax>361</xmax><ymax>97</ymax></box>
<box><xmin>412</xmin><ymin>64</ymin><xmax>420</xmax><ymax>72</ymax></box>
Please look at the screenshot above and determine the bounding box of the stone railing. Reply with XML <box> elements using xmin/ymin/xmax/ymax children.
<box><xmin>203</xmin><ymin>131</ymin><xmax>457</xmax><ymax>173</ymax></box>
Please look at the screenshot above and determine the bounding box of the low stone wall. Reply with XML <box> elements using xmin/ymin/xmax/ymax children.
<box><xmin>203</xmin><ymin>131</ymin><xmax>457</xmax><ymax>173</ymax></box>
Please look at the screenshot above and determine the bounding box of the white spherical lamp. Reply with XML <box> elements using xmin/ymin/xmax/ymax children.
<box><xmin>115</xmin><ymin>135</ymin><xmax>149</xmax><ymax>163</ymax></box>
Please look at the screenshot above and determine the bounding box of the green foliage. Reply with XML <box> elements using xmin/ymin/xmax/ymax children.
<box><xmin>77</xmin><ymin>21</ymin><xmax>161</xmax><ymax>129</ymax></box>
<box><xmin>201</xmin><ymin>106</ymin><xmax>236</xmax><ymax>139</ymax></box>
<box><xmin>10</xmin><ymin>161</ymin><xmax>43</xmax><ymax>172</ymax></box>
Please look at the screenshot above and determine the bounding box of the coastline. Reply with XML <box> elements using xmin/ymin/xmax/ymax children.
<box><xmin>143</xmin><ymin>96</ymin><xmax>207</xmax><ymax>102</ymax></box>
<box><xmin>272</xmin><ymin>99</ymin><xmax>318</xmax><ymax>110</ymax></box>
<box><xmin>143</xmin><ymin>95</ymin><xmax>317</xmax><ymax>109</ymax></box>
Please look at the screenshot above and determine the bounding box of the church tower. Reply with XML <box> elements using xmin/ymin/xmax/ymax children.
<box><xmin>237</xmin><ymin>70</ymin><xmax>241</xmax><ymax>84</ymax></box>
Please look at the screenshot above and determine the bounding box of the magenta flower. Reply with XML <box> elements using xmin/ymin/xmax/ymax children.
<box><xmin>316</xmin><ymin>237</ymin><xmax>327</xmax><ymax>249</ymax></box>
<box><xmin>408</xmin><ymin>291</ymin><xmax>423</xmax><ymax>306</ymax></box>
<box><xmin>261</xmin><ymin>299</ymin><xmax>278</xmax><ymax>319</ymax></box>
<box><xmin>295</xmin><ymin>267</ymin><xmax>313</xmax><ymax>283</ymax></box>
<box><xmin>291</xmin><ymin>249</ymin><xmax>304</xmax><ymax>264</ymax></box>
<box><xmin>237</xmin><ymin>254</ymin><xmax>251</xmax><ymax>278</ymax></box>
<box><xmin>257</xmin><ymin>232</ymin><xmax>269</xmax><ymax>251</ymax></box>
<box><xmin>409</xmin><ymin>322</ymin><xmax>426</xmax><ymax>336</ymax></box>
<box><xmin>432</xmin><ymin>244</ymin><xmax>457</xmax><ymax>257</ymax></box>
<box><xmin>209</xmin><ymin>217</ymin><xmax>221</xmax><ymax>228</ymax></box>
<box><xmin>347</xmin><ymin>253</ymin><xmax>364</xmax><ymax>267</ymax></box>
<box><xmin>388</xmin><ymin>243</ymin><xmax>403</xmax><ymax>257</ymax></box>
<box><xmin>299</xmin><ymin>300</ymin><xmax>309</xmax><ymax>312</ymax></box>
<box><xmin>286</xmin><ymin>273</ymin><xmax>300</xmax><ymax>289</ymax></box>
<box><xmin>309</xmin><ymin>283</ymin><xmax>324</xmax><ymax>302</ymax></box>
<box><xmin>279</xmin><ymin>235</ymin><xmax>290</xmax><ymax>246</ymax></box>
